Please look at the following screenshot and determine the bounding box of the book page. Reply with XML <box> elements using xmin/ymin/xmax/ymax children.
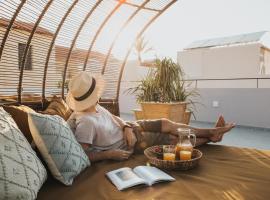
<box><xmin>133</xmin><ymin>166</ymin><xmax>175</xmax><ymax>186</ymax></box>
<box><xmin>106</xmin><ymin>167</ymin><xmax>147</xmax><ymax>190</ymax></box>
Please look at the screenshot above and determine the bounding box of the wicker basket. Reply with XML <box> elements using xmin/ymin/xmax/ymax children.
<box><xmin>183</xmin><ymin>111</ymin><xmax>191</xmax><ymax>125</ymax></box>
<box><xmin>140</xmin><ymin>102</ymin><xmax>187</xmax><ymax>123</ymax></box>
<box><xmin>144</xmin><ymin>145</ymin><xmax>202</xmax><ymax>170</ymax></box>
<box><xmin>132</xmin><ymin>109</ymin><xmax>144</xmax><ymax>120</ymax></box>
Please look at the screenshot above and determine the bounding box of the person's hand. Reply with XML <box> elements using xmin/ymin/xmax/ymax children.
<box><xmin>107</xmin><ymin>149</ymin><xmax>132</xmax><ymax>161</ymax></box>
<box><xmin>123</xmin><ymin>127</ymin><xmax>137</xmax><ymax>150</ymax></box>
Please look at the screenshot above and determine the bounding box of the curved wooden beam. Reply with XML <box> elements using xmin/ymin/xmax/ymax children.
<box><xmin>101</xmin><ymin>0</ymin><xmax>151</xmax><ymax>74</ymax></box>
<box><xmin>61</xmin><ymin>0</ymin><xmax>103</xmax><ymax>98</ymax></box>
<box><xmin>82</xmin><ymin>1</ymin><xmax>123</xmax><ymax>71</ymax></box>
<box><xmin>0</xmin><ymin>0</ymin><xmax>27</xmax><ymax>61</ymax></box>
<box><xmin>113</xmin><ymin>0</ymin><xmax>161</xmax><ymax>12</ymax></box>
<box><xmin>18</xmin><ymin>0</ymin><xmax>54</xmax><ymax>103</ymax></box>
<box><xmin>42</xmin><ymin>0</ymin><xmax>79</xmax><ymax>102</ymax></box>
<box><xmin>116</xmin><ymin>0</ymin><xmax>177</xmax><ymax>100</ymax></box>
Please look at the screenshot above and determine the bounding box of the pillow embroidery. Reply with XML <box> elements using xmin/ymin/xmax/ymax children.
<box><xmin>28</xmin><ymin>112</ymin><xmax>90</xmax><ymax>185</ymax></box>
<box><xmin>0</xmin><ymin>107</ymin><xmax>47</xmax><ymax>199</ymax></box>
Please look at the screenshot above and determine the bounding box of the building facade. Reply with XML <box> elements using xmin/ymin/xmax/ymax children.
<box><xmin>177</xmin><ymin>31</ymin><xmax>270</xmax><ymax>79</ymax></box>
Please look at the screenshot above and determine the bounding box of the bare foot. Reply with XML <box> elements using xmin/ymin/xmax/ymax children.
<box><xmin>210</xmin><ymin>123</ymin><xmax>235</xmax><ymax>142</ymax></box>
<box><xmin>212</xmin><ymin>115</ymin><xmax>226</xmax><ymax>142</ymax></box>
<box><xmin>215</xmin><ymin>115</ymin><xmax>225</xmax><ymax>127</ymax></box>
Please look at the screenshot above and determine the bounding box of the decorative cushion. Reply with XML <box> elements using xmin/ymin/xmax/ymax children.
<box><xmin>0</xmin><ymin>107</ymin><xmax>47</xmax><ymax>199</ymax></box>
<box><xmin>41</xmin><ymin>96</ymin><xmax>72</xmax><ymax>121</ymax></box>
<box><xmin>28</xmin><ymin>112</ymin><xmax>90</xmax><ymax>185</ymax></box>
<box><xmin>2</xmin><ymin>105</ymin><xmax>36</xmax><ymax>145</ymax></box>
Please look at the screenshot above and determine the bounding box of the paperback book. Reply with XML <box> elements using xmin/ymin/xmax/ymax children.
<box><xmin>106</xmin><ymin>166</ymin><xmax>175</xmax><ymax>191</ymax></box>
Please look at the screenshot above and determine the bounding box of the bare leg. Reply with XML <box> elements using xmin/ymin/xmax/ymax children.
<box><xmin>161</xmin><ymin>117</ymin><xmax>235</xmax><ymax>143</ymax></box>
<box><xmin>196</xmin><ymin>138</ymin><xmax>210</xmax><ymax>147</ymax></box>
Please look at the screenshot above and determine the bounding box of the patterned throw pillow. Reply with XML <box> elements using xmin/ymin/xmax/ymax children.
<box><xmin>28</xmin><ymin>112</ymin><xmax>90</xmax><ymax>185</ymax></box>
<box><xmin>41</xmin><ymin>96</ymin><xmax>72</xmax><ymax>121</ymax></box>
<box><xmin>0</xmin><ymin>107</ymin><xmax>47</xmax><ymax>200</ymax></box>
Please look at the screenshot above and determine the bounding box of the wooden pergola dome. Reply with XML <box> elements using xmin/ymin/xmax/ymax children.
<box><xmin>0</xmin><ymin>0</ymin><xmax>176</xmax><ymax>113</ymax></box>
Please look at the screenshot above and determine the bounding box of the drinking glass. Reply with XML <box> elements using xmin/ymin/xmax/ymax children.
<box><xmin>163</xmin><ymin>145</ymin><xmax>176</xmax><ymax>161</ymax></box>
<box><xmin>179</xmin><ymin>150</ymin><xmax>192</xmax><ymax>160</ymax></box>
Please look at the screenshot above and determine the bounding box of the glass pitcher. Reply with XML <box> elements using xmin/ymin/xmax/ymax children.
<box><xmin>175</xmin><ymin>128</ymin><xmax>196</xmax><ymax>157</ymax></box>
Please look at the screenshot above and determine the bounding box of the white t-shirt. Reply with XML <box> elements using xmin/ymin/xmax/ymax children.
<box><xmin>67</xmin><ymin>105</ymin><xmax>127</xmax><ymax>152</ymax></box>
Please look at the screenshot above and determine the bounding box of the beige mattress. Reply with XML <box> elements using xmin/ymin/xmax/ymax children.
<box><xmin>38</xmin><ymin>145</ymin><xmax>270</xmax><ymax>200</ymax></box>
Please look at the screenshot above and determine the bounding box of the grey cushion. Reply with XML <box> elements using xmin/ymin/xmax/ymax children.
<box><xmin>0</xmin><ymin>107</ymin><xmax>47</xmax><ymax>200</ymax></box>
<box><xmin>28</xmin><ymin>112</ymin><xmax>90</xmax><ymax>186</ymax></box>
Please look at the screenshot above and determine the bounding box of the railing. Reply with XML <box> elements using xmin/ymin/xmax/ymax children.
<box><xmin>184</xmin><ymin>77</ymin><xmax>270</xmax><ymax>89</ymax></box>
<box><xmin>121</xmin><ymin>77</ymin><xmax>270</xmax><ymax>90</ymax></box>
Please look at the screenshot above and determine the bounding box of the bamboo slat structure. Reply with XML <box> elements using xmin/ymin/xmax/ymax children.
<box><xmin>0</xmin><ymin>0</ymin><xmax>176</xmax><ymax>112</ymax></box>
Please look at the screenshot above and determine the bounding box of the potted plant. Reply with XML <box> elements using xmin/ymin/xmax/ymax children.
<box><xmin>128</xmin><ymin>57</ymin><xmax>198</xmax><ymax>124</ymax></box>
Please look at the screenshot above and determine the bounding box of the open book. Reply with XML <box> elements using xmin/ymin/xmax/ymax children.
<box><xmin>106</xmin><ymin>166</ymin><xmax>175</xmax><ymax>191</ymax></box>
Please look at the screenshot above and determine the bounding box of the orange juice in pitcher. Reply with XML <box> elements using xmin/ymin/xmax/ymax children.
<box><xmin>176</xmin><ymin>128</ymin><xmax>196</xmax><ymax>160</ymax></box>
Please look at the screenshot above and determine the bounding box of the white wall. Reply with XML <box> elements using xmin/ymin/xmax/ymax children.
<box><xmin>0</xmin><ymin>27</ymin><xmax>60</xmax><ymax>96</ymax></box>
<box><xmin>178</xmin><ymin>43</ymin><xmax>261</xmax><ymax>79</ymax></box>
<box><xmin>119</xmin><ymin>60</ymin><xmax>149</xmax><ymax>114</ymax></box>
<box><xmin>194</xmin><ymin>88</ymin><xmax>270</xmax><ymax>129</ymax></box>
<box><xmin>261</xmin><ymin>32</ymin><xmax>270</xmax><ymax>49</ymax></box>
<box><xmin>265</xmin><ymin>50</ymin><xmax>270</xmax><ymax>75</ymax></box>
<box><xmin>121</xmin><ymin>60</ymin><xmax>150</xmax><ymax>82</ymax></box>
<box><xmin>177</xmin><ymin>49</ymin><xmax>202</xmax><ymax>78</ymax></box>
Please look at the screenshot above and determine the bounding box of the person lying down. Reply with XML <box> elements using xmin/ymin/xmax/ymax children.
<box><xmin>66</xmin><ymin>72</ymin><xmax>235</xmax><ymax>162</ymax></box>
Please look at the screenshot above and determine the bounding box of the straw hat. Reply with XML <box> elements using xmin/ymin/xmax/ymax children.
<box><xmin>66</xmin><ymin>72</ymin><xmax>105</xmax><ymax>112</ymax></box>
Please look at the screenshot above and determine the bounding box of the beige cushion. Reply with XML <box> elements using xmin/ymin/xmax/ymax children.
<box><xmin>2</xmin><ymin>105</ymin><xmax>36</xmax><ymax>144</ymax></box>
<box><xmin>42</xmin><ymin>96</ymin><xmax>72</xmax><ymax>121</ymax></box>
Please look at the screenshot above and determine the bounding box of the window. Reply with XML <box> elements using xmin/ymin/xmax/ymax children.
<box><xmin>18</xmin><ymin>43</ymin><xmax>32</xmax><ymax>70</ymax></box>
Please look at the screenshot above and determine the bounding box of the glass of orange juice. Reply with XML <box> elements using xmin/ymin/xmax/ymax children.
<box><xmin>163</xmin><ymin>146</ymin><xmax>176</xmax><ymax>161</ymax></box>
<box><xmin>179</xmin><ymin>150</ymin><xmax>192</xmax><ymax>160</ymax></box>
<box><xmin>175</xmin><ymin>144</ymin><xmax>192</xmax><ymax>159</ymax></box>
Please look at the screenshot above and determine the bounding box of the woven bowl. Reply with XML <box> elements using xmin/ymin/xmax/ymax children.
<box><xmin>144</xmin><ymin>145</ymin><xmax>203</xmax><ymax>170</ymax></box>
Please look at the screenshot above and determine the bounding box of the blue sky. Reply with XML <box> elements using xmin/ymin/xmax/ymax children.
<box><xmin>145</xmin><ymin>0</ymin><xmax>270</xmax><ymax>60</ymax></box>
